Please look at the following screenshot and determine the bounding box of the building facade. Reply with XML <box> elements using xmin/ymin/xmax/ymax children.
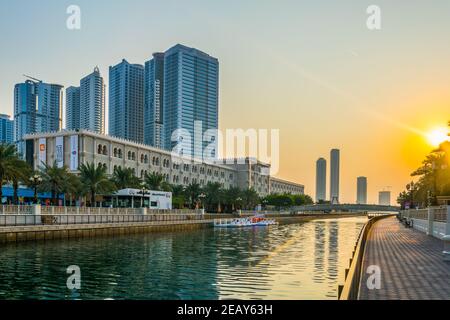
<box><xmin>330</xmin><ymin>149</ymin><xmax>340</xmax><ymax>204</ymax></box>
<box><xmin>109</xmin><ymin>59</ymin><xmax>144</xmax><ymax>143</ymax></box>
<box><xmin>378</xmin><ymin>191</ymin><xmax>391</xmax><ymax>206</ymax></box>
<box><xmin>163</xmin><ymin>44</ymin><xmax>219</xmax><ymax>159</ymax></box>
<box><xmin>24</xmin><ymin>130</ymin><xmax>304</xmax><ymax>197</ymax></box>
<box><xmin>315</xmin><ymin>157</ymin><xmax>326</xmax><ymax>202</ymax></box>
<box><xmin>80</xmin><ymin>67</ymin><xmax>105</xmax><ymax>133</ymax></box>
<box><xmin>144</xmin><ymin>52</ymin><xmax>165</xmax><ymax>148</ymax></box>
<box><xmin>356</xmin><ymin>176</ymin><xmax>367</xmax><ymax>204</ymax></box>
<box><xmin>0</xmin><ymin>114</ymin><xmax>14</xmax><ymax>144</ymax></box>
<box><xmin>14</xmin><ymin>80</ymin><xmax>63</xmax><ymax>156</ymax></box>
<box><xmin>66</xmin><ymin>86</ymin><xmax>81</xmax><ymax>130</ymax></box>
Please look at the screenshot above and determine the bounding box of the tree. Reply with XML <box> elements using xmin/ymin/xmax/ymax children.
<box><xmin>204</xmin><ymin>182</ymin><xmax>224</xmax><ymax>212</ymax></box>
<box><xmin>0</xmin><ymin>144</ymin><xmax>21</xmax><ymax>204</ymax></box>
<box><xmin>184</xmin><ymin>182</ymin><xmax>202</xmax><ymax>209</ymax></box>
<box><xmin>241</xmin><ymin>188</ymin><xmax>260</xmax><ymax>210</ymax></box>
<box><xmin>8</xmin><ymin>158</ymin><xmax>31</xmax><ymax>204</ymax></box>
<box><xmin>224</xmin><ymin>186</ymin><xmax>242</xmax><ymax>212</ymax></box>
<box><xmin>79</xmin><ymin>163</ymin><xmax>115</xmax><ymax>207</ymax></box>
<box><xmin>144</xmin><ymin>172</ymin><xmax>167</xmax><ymax>191</ymax></box>
<box><xmin>111</xmin><ymin>166</ymin><xmax>141</xmax><ymax>190</ymax></box>
<box><xmin>39</xmin><ymin>161</ymin><xmax>71</xmax><ymax>206</ymax></box>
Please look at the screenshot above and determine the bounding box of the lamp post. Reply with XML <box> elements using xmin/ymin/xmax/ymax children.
<box><xmin>140</xmin><ymin>182</ymin><xmax>149</xmax><ymax>208</ymax></box>
<box><xmin>29</xmin><ymin>174</ymin><xmax>42</xmax><ymax>205</ymax></box>
<box><xmin>198</xmin><ymin>193</ymin><xmax>206</xmax><ymax>210</ymax></box>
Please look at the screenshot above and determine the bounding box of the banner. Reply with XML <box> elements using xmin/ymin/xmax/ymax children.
<box><xmin>55</xmin><ymin>136</ymin><xmax>64</xmax><ymax>168</ymax></box>
<box><xmin>70</xmin><ymin>135</ymin><xmax>79</xmax><ymax>171</ymax></box>
<box><xmin>38</xmin><ymin>138</ymin><xmax>46</xmax><ymax>167</ymax></box>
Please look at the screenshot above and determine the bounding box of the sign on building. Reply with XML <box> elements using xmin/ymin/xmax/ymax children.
<box><xmin>55</xmin><ymin>136</ymin><xmax>64</xmax><ymax>168</ymax></box>
<box><xmin>38</xmin><ymin>138</ymin><xmax>46</xmax><ymax>167</ymax></box>
<box><xmin>70</xmin><ymin>135</ymin><xmax>79</xmax><ymax>171</ymax></box>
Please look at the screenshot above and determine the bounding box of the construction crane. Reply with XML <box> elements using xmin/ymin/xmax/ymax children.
<box><xmin>23</xmin><ymin>74</ymin><xmax>42</xmax><ymax>83</ymax></box>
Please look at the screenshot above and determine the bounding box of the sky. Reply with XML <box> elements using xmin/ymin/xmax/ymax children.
<box><xmin>0</xmin><ymin>0</ymin><xmax>449</xmax><ymax>203</ymax></box>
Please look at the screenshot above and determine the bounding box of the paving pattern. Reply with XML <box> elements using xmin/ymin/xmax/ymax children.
<box><xmin>359</xmin><ymin>217</ymin><xmax>450</xmax><ymax>300</ymax></box>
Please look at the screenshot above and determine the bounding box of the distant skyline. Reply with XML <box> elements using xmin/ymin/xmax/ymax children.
<box><xmin>1</xmin><ymin>0</ymin><xmax>450</xmax><ymax>202</ymax></box>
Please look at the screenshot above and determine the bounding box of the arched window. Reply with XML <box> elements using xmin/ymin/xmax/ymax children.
<box><xmin>98</xmin><ymin>145</ymin><xmax>103</xmax><ymax>154</ymax></box>
<box><xmin>141</xmin><ymin>154</ymin><xmax>144</xmax><ymax>163</ymax></box>
<box><xmin>102</xmin><ymin>145</ymin><xmax>107</xmax><ymax>155</ymax></box>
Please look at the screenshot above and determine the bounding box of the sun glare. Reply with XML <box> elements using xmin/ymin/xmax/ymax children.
<box><xmin>426</xmin><ymin>127</ymin><xmax>449</xmax><ymax>147</ymax></box>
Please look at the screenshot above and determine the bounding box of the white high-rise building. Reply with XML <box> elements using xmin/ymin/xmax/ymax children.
<box><xmin>316</xmin><ymin>158</ymin><xmax>327</xmax><ymax>202</ymax></box>
<box><xmin>330</xmin><ymin>149</ymin><xmax>340</xmax><ymax>204</ymax></box>
<box><xmin>80</xmin><ymin>67</ymin><xmax>105</xmax><ymax>134</ymax></box>
<box><xmin>357</xmin><ymin>176</ymin><xmax>367</xmax><ymax>204</ymax></box>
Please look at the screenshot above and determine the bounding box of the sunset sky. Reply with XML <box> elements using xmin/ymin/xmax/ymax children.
<box><xmin>0</xmin><ymin>0</ymin><xmax>449</xmax><ymax>203</ymax></box>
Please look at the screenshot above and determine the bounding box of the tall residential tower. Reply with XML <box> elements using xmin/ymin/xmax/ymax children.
<box><xmin>330</xmin><ymin>149</ymin><xmax>340</xmax><ymax>204</ymax></box>
<box><xmin>109</xmin><ymin>59</ymin><xmax>144</xmax><ymax>143</ymax></box>
<box><xmin>315</xmin><ymin>158</ymin><xmax>327</xmax><ymax>202</ymax></box>
<box><xmin>144</xmin><ymin>53</ymin><xmax>165</xmax><ymax>148</ymax></box>
<box><xmin>163</xmin><ymin>44</ymin><xmax>219</xmax><ymax>159</ymax></box>
<box><xmin>14</xmin><ymin>79</ymin><xmax>63</xmax><ymax>156</ymax></box>
<box><xmin>0</xmin><ymin>114</ymin><xmax>13</xmax><ymax>144</ymax></box>
<box><xmin>356</xmin><ymin>176</ymin><xmax>367</xmax><ymax>204</ymax></box>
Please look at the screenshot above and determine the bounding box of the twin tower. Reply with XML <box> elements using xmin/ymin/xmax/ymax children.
<box><xmin>315</xmin><ymin>149</ymin><xmax>340</xmax><ymax>204</ymax></box>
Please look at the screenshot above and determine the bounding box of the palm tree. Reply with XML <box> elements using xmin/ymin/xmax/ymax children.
<box><xmin>111</xmin><ymin>166</ymin><xmax>140</xmax><ymax>190</ymax></box>
<box><xmin>63</xmin><ymin>173</ymin><xmax>82</xmax><ymax>206</ymax></box>
<box><xmin>144</xmin><ymin>172</ymin><xmax>165</xmax><ymax>191</ymax></box>
<box><xmin>79</xmin><ymin>163</ymin><xmax>115</xmax><ymax>207</ymax></box>
<box><xmin>224</xmin><ymin>186</ymin><xmax>242</xmax><ymax>212</ymax></box>
<box><xmin>0</xmin><ymin>143</ymin><xmax>20</xmax><ymax>203</ymax></box>
<box><xmin>8</xmin><ymin>159</ymin><xmax>31</xmax><ymax>205</ymax></box>
<box><xmin>39</xmin><ymin>161</ymin><xmax>71</xmax><ymax>206</ymax></box>
<box><xmin>184</xmin><ymin>182</ymin><xmax>202</xmax><ymax>209</ymax></box>
<box><xmin>242</xmin><ymin>188</ymin><xmax>260</xmax><ymax>210</ymax></box>
<box><xmin>204</xmin><ymin>182</ymin><xmax>224</xmax><ymax>212</ymax></box>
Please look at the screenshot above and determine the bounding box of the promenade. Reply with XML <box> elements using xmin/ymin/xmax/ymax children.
<box><xmin>359</xmin><ymin>216</ymin><xmax>450</xmax><ymax>300</ymax></box>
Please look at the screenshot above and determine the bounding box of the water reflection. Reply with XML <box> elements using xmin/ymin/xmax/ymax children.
<box><xmin>0</xmin><ymin>217</ymin><xmax>366</xmax><ymax>300</ymax></box>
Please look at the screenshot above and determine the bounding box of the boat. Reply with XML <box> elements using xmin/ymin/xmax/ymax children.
<box><xmin>214</xmin><ymin>215</ymin><xmax>278</xmax><ymax>228</ymax></box>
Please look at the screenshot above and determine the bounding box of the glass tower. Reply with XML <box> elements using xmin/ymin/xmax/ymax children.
<box><xmin>162</xmin><ymin>44</ymin><xmax>219</xmax><ymax>159</ymax></box>
<box><xmin>14</xmin><ymin>80</ymin><xmax>63</xmax><ymax>156</ymax></box>
<box><xmin>144</xmin><ymin>53</ymin><xmax>165</xmax><ymax>148</ymax></box>
<box><xmin>109</xmin><ymin>59</ymin><xmax>144</xmax><ymax>143</ymax></box>
<box><xmin>0</xmin><ymin>114</ymin><xmax>13</xmax><ymax>144</ymax></box>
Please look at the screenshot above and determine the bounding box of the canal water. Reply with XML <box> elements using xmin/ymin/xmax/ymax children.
<box><xmin>0</xmin><ymin>217</ymin><xmax>366</xmax><ymax>300</ymax></box>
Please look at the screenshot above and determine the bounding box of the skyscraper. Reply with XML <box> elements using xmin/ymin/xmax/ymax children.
<box><xmin>66</xmin><ymin>86</ymin><xmax>80</xmax><ymax>130</ymax></box>
<box><xmin>379</xmin><ymin>191</ymin><xmax>391</xmax><ymax>206</ymax></box>
<box><xmin>163</xmin><ymin>44</ymin><xmax>219</xmax><ymax>159</ymax></box>
<box><xmin>109</xmin><ymin>59</ymin><xmax>144</xmax><ymax>143</ymax></box>
<box><xmin>144</xmin><ymin>52</ymin><xmax>165</xmax><ymax>148</ymax></box>
<box><xmin>357</xmin><ymin>176</ymin><xmax>367</xmax><ymax>204</ymax></box>
<box><xmin>66</xmin><ymin>68</ymin><xmax>105</xmax><ymax>133</ymax></box>
<box><xmin>330</xmin><ymin>149</ymin><xmax>340</xmax><ymax>204</ymax></box>
<box><xmin>14</xmin><ymin>79</ymin><xmax>63</xmax><ymax>156</ymax></box>
<box><xmin>0</xmin><ymin>114</ymin><xmax>13</xmax><ymax>144</ymax></box>
<box><xmin>315</xmin><ymin>157</ymin><xmax>327</xmax><ymax>202</ymax></box>
<box><xmin>80</xmin><ymin>67</ymin><xmax>105</xmax><ymax>134</ymax></box>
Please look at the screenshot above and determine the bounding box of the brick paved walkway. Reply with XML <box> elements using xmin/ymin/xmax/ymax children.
<box><xmin>359</xmin><ymin>216</ymin><xmax>450</xmax><ymax>300</ymax></box>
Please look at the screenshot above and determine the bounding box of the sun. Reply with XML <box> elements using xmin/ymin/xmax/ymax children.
<box><xmin>426</xmin><ymin>127</ymin><xmax>449</xmax><ymax>147</ymax></box>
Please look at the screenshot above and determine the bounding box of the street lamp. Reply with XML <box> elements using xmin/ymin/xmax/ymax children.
<box><xmin>198</xmin><ymin>193</ymin><xmax>206</xmax><ymax>210</ymax></box>
<box><xmin>29</xmin><ymin>174</ymin><xmax>42</xmax><ymax>205</ymax></box>
<box><xmin>140</xmin><ymin>182</ymin><xmax>149</xmax><ymax>208</ymax></box>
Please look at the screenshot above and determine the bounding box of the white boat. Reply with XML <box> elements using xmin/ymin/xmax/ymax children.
<box><xmin>214</xmin><ymin>215</ymin><xmax>278</xmax><ymax>228</ymax></box>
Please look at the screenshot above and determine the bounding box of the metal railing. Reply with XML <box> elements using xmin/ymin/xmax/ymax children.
<box><xmin>0</xmin><ymin>213</ymin><xmax>208</xmax><ymax>227</ymax></box>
